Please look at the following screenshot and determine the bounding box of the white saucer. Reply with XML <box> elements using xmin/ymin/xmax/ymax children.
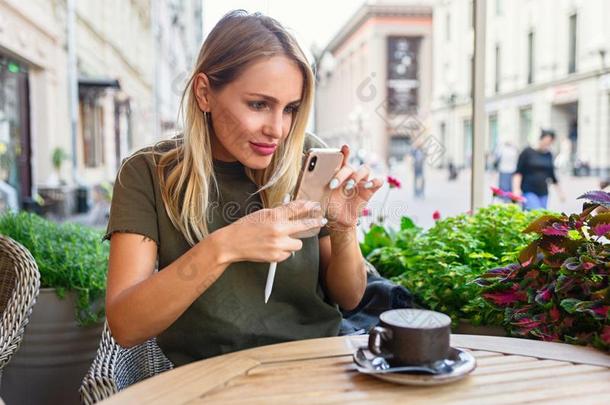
<box><xmin>353</xmin><ymin>347</ymin><xmax>476</xmax><ymax>386</ymax></box>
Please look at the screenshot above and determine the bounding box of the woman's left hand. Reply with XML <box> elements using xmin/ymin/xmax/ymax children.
<box><xmin>326</xmin><ymin>145</ymin><xmax>384</xmax><ymax>230</ymax></box>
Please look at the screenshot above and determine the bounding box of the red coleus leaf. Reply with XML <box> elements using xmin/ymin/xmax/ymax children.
<box><xmin>483</xmin><ymin>286</ymin><xmax>527</xmax><ymax>306</ymax></box>
<box><xmin>550</xmin><ymin>306</ymin><xmax>561</xmax><ymax>322</ymax></box>
<box><xmin>592</xmin><ymin>223</ymin><xmax>610</xmax><ymax>237</ymax></box>
<box><xmin>592</xmin><ymin>306</ymin><xmax>609</xmax><ymax>318</ymax></box>
<box><xmin>511</xmin><ymin>317</ymin><xmax>543</xmax><ymax>333</ymax></box>
<box><xmin>541</xmin><ymin>222</ymin><xmax>570</xmax><ymax>237</ymax></box>
<box><xmin>519</xmin><ymin>240</ymin><xmax>539</xmax><ymax>267</ymax></box>
<box><xmin>535</xmin><ymin>286</ymin><xmax>553</xmax><ymax>304</ymax></box>
<box><xmin>523</xmin><ymin>215</ymin><xmax>564</xmax><ymax>234</ymax></box>
<box><xmin>387</xmin><ymin>176</ymin><xmax>401</xmax><ymax>189</ymax></box>
<box><xmin>601</xmin><ymin>326</ymin><xmax>610</xmax><ymax>345</ymax></box>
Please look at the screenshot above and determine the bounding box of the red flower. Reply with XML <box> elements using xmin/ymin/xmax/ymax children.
<box><xmin>387</xmin><ymin>176</ymin><xmax>401</xmax><ymax>189</ymax></box>
<box><xmin>506</xmin><ymin>192</ymin><xmax>526</xmax><ymax>203</ymax></box>
<box><xmin>361</xmin><ymin>207</ymin><xmax>371</xmax><ymax>217</ymax></box>
<box><xmin>491</xmin><ymin>186</ymin><xmax>505</xmax><ymax>197</ymax></box>
<box><xmin>432</xmin><ymin>210</ymin><xmax>441</xmax><ymax>221</ymax></box>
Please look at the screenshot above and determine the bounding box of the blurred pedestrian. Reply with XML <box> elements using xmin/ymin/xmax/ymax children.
<box><xmin>412</xmin><ymin>145</ymin><xmax>425</xmax><ymax>198</ymax></box>
<box><xmin>513</xmin><ymin>129</ymin><xmax>566</xmax><ymax>210</ymax></box>
<box><xmin>447</xmin><ymin>160</ymin><xmax>458</xmax><ymax>181</ymax></box>
<box><xmin>494</xmin><ymin>138</ymin><xmax>519</xmax><ymax>199</ymax></box>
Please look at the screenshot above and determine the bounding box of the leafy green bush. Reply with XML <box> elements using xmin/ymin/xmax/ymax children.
<box><xmin>0</xmin><ymin>211</ymin><xmax>108</xmax><ymax>325</ymax></box>
<box><xmin>361</xmin><ymin>204</ymin><xmax>546</xmax><ymax>326</ymax></box>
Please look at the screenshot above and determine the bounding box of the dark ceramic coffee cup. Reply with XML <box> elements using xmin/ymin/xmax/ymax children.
<box><xmin>368</xmin><ymin>309</ymin><xmax>452</xmax><ymax>366</ymax></box>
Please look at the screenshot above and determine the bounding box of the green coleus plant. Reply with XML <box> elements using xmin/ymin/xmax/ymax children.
<box><xmin>361</xmin><ymin>204</ymin><xmax>545</xmax><ymax>326</ymax></box>
<box><xmin>476</xmin><ymin>191</ymin><xmax>610</xmax><ymax>352</ymax></box>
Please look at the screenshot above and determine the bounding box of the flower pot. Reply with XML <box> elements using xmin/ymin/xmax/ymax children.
<box><xmin>0</xmin><ymin>288</ymin><xmax>103</xmax><ymax>405</ymax></box>
<box><xmin>453</xmin><ymin>319</ymin><xmax>507</xmax><ymax>336</ymax></box>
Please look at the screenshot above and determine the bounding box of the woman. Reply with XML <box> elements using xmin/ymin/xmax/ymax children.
<box><xmin>104</xmin><ymin>10</ymin><xmax>383</xmax><ymax>366</ymax></box>
<box><xmin>513</xmin><ymin>129</ymin><xmax>565</xmax><ymax>210</ymax></box>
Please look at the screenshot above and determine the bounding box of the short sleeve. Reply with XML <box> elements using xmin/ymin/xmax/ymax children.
<box><xmin>515</xmin><ymin>149</ymin><xmax>527</xmax><ymax>175</ymax></box>
<box><xmin>304</xmin><ymin>132</ymin><xmax>331</xmax><ymax>238</ymax></box>
<box><xmin>104</xmin><ymin>153</ymin><xmax>160</xmax><ymax>245</ymax></box>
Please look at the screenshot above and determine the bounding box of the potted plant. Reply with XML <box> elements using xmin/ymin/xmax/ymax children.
<box><xmin>361</xmin><ymin>204</ymin><xmax>546</xmax><ymax>333</ymax></box>
<box><xmin>0</xmin><ymin>211</ymin><xmax>108</xmax><ymax>405</ymax></box>
<box><xmin>476</xmin><ymin>191</ymin><xmax>610</xmax><ymax>352</ymax></box>
<box><xmin>51</xmin><ymin>147</ymin><xmax>69</xmax><ymax>186</ymax></box>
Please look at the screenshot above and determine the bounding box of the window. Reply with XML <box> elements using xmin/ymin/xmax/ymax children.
<box><xmin>494</xmin><ymin>45</ymin><xmax>501</xmax><ymax>93</ymax></box>
<box><xmin>527</xmin><ymin>31</ymin><xmax>534</xmax><ymax>84</ymax></box>
<box><xmin>488</xmin><ymin>113</ymin><xmax>499</xmax><ymax>152</ymax></box>
<box><xmin>519</xmin><ymin>106</ymin><xmax>533</xmax><ymax>146</ymax></box>
<box><xmin>464</xmin><ymin>118</ymin><xmax>473</xmax><ymax>167</ymax></box>
<box><xmin>0</xmin><ymin>55</ymin><xmax>31</xmax><ymax>208</ymax></box>
<box><xmin>79</xmin><ymin>95</ymin><xmax>105</xmax><ymax>168</ymax></box>
<box><xmin>568</xmin><ymin>13</ymin><xmax>577</xmax><ymax>73</ymax></box>
<box><xmin>496</xmin><ymin>0</ymin><xmax>503</xmax><ymax>16</ymax></box>
<box><xmin>439</xmin><ymin>121</ymin><xmax>447</xmax><ymax>165</ymax></box>
<box><xmin>468</xmin><ymin>55</ymin><xmax>474</xmax><ymax>99</ymax></box>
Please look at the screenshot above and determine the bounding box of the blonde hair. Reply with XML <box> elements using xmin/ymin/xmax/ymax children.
<box><xmin>155</xmin><ymin>10</ymin><xmax>314</xmax><ymax>246</ymax></box>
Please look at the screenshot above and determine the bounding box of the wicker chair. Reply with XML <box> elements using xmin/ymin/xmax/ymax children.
<box><xmin>0</xmin><ymin>235</ymin><xmax>41</xmax><ymax>384</ymax></box>
<box><xmin>79</xmin><ymin>321</ymin><xmax>173</xmax><ymax>404</ymax></box>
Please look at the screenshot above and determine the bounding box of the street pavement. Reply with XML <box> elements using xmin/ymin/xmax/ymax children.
<box><xmin>360</xmin><ymin>160</ymin><xmax>601</xmax><ymax>232</ymax></box>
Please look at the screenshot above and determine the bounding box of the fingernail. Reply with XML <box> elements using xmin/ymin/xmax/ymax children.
<box><xmin>345</xmin><ymin>179</ymin><xmax>356</xmax><ymax>190</ymax></box>
<box><xmin>364</xmin><ymin>181</ymin><xmax>374</xmax><ymax>189</ymax></box>
<box><xmin>320</xmin><ymin>218</ymin><xmax>328</xmax><ymax>226</ymax></box>
<box><xmin>329</xmin><ymin>178</ymin><xmax>340</xmax><ymax>189</ymax></box>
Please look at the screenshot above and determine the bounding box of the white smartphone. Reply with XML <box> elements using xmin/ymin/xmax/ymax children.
<box><xmin>291</xmin><ymin>148</ymin><xmax>344</xmax><ymax>238</ymax></box>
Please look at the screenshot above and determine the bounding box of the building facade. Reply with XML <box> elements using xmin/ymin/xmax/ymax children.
<box><xmin>315</xmin><ymin>0</ymin><xmax>435</xmax><ymax>165</ymax></box>
<box><xmin>432</xmin><ymin>0</ymin><xmax>610</xmax><ymax>173</ymax></box>
<box><xmin>154</xmin><ymin>0</ymin><xmax>203</xmax><ymax>138</ymax></box>
<box><xmin>0</xmin><ymin>0</ymin><xmax>203</xmax><ymax>212</ymax></box>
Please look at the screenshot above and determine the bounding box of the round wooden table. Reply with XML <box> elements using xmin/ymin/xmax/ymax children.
<box><xmin>103</xmin><ymin>334</ymin><xmax>610</xmax><ymax>404</ymax></box>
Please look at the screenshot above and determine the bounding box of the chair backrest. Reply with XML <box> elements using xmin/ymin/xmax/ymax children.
<box><xmin>80</xmin><ymin>322</ymin><xmax>173</xmax><ymax>404</ymax></box>
<box><xmin>0</xmin><ymin>235</ymin><xmax>40</xmax><ymax>372</ymax></box>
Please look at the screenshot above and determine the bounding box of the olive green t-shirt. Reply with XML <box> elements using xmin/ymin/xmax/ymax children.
<box><xmin>105</xmin><ymin>133</ymin><xmax>341</xmax><ymax>366</ymax></box>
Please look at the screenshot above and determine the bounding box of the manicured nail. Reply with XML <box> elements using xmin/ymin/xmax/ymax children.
<box><xmin>320</xmin><ymin>218</ymin><xmax>328</xmax><ymax>226</ymax></box>
<box><xmin>345</xmin><ymin>179</ymin><xmax>356</xmax><ymax>190</ymax></box>
<box><xmin>329</xmin><ymin>178</ymin><xmax>340</xmax><ymax>189</ymax></box>
<box><xmin>364</xmin><ymin>181</ymin><xmax>374</xmax><ymax>189</ymax></box>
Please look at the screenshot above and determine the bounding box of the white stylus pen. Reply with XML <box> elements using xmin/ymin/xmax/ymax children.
<box><xmin>264</xmin><ymin>193</ymin><xmax>292</xmax><ymax>303</ymax></box>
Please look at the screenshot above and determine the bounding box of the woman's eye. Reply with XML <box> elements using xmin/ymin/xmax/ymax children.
<box><xmin>284</xmin><ymin>105</ymin><xmax>299</xmax><ymax>114</ymax></box>
<box><xmin>248</xmin><ymin>101</ymin><xmax>267</xmax><ymax>110</ymax></box>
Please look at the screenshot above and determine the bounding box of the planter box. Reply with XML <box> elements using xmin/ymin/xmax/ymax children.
<box><xmin>0</xmin><ymin>288</ymin><xmax>103</xmax><ymax>405</ymax></box>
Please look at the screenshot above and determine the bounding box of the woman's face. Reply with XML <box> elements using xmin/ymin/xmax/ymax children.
<box><xmin>197</xmin><ymin>56</ymin><xmax>304</xmax><ymax>170</ymax></box>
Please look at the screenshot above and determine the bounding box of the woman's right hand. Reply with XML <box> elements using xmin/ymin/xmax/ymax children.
<box><xmin>216</xmin><ymin>200</ymin><xmax>326</xmax><ymax>263</ymax></box>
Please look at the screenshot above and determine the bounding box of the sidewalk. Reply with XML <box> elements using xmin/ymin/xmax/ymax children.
<box><xmin>363</xmin><ymin>161</ymin><xmax>601</xmax><ymax>231</ymax></box>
